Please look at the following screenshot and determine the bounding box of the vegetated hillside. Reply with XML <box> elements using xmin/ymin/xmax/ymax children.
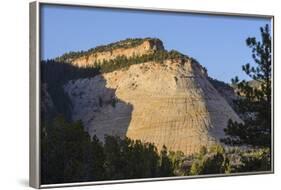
<box><xmin>55</xmin><ymin>38</ymin><xmax>165</xmax><ymax>68</ymax></box>
<box><xmin>231</xmin><ymin>79</ymin><xmax>262</xmax><ymax>92</ymax></box>
<box><xmin>42</xmin><ymin>37</ymin><xmax>243</xmax><ymax>155</ymax></box>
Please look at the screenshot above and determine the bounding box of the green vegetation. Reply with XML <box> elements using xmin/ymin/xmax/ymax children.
<box><xmin>189</xmin><ymin>145</ymin><xmax>231</xmax><ymax>175</ymax></box>
<box><xmin>56</xmin><ymin>38</ymin><xmax>162</xmax><ymax>62</ymax></box>
<box><xmin>95</xmin><ymin>50</ymin><xmax>188</xmax><ymax>73</ymax></box>
<box><xmin>221</xmin><ymin>24</ymin><xmax>272</xmax><ymax>172</ymax></box>
<box><xmin>221</xmin><ymin>24</ymin><xmax>272</xmax><ymax>148</ymax></box>
<box><xmin>41</xmin><ymin>116</ymin><xmax>174</xmax><ymax>184</ymax></box>
<box><xmin>41</xmin><ymin>116</ymin><xmax>270</xmax><ymax>184</ymax></box>
<box><xmin>234</xmin><ymin>148</ymin><xmax>271</xmax><ymax>172</ymax></box>
<box><xmin>41</xmin><ymin>117</ymin><xmax>105</xmax><ymax>184</ymax></box>
<box><xmin>41</xmin><ymin>60</ymin><xmax>101</xmax><ymax>120</ymax></box>
<box><xmin>188</xmin><ymin>146</ymin><xmax>271</xmax><ymax>175</ymax></box>
<box><xmin>169</xmin><ymin>145</ymin><xmax>270</xmax><ymax>176</ymax></box>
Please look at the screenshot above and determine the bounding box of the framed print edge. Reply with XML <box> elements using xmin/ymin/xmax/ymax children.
<box><xmin>29</xmin><ymin>0</ymin><xmax>274</xmax><ymax>188</ymax></box>
<box><xmin>34</xmin><ymin>0</ymin><xmax>274</xmax><ymax>18</ymax></box>
<box><xmin>40</xmin><ymin>171</ymin><xmax>273</xmax><ymax>189</ymax></box>
<box><xmin>30</xmin><ymin>1</ymin><xmax>40</xmax><ymax>188</ymax></box>
<box><xmin>271</xmin><ymin>16</ymin><xmax>275</xmax><ymax>174</ymax></box>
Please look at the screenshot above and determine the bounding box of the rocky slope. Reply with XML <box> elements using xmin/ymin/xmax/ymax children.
<box><xmin>208</xmin><ymin>77</ymin><xmax>237</xmax><ymax>108</ymax></box>
<box><xmin>63</xmin><ymin>43</ymin><xmax>243</xmax><ymax>155</ymax></box>
<box><xmin>57</xmin><ymin>38</ymin><xmax>164</xmax><ymax>68</ymax></box>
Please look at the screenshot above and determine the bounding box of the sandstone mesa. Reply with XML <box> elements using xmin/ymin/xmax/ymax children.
<box><xmin>49</xmin><ymin>38</ymin><xmax>243</xmax><ymax>155</ymax></box>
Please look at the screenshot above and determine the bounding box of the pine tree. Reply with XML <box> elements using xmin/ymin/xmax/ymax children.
<box><xmin>158</xmin><ymin>145</ymin><xmax>174</xmax><ymax>177</ymax></box>
<box><xmin>221</xmin><ymin>24</ymin><xmax>272</xmax><ymax>148</ymax></box>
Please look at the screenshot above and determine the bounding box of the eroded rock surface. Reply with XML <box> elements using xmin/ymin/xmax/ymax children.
<box><xmin>64</xmin><ymin>59</ymin><xmax>242</xmax><ymax>155</ymax></box>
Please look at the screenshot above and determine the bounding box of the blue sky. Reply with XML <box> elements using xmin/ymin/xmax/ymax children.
<box><xmin>41</xmin><ymin>4</ymin><xmax>271</xmax><ymax>83</ymax></box>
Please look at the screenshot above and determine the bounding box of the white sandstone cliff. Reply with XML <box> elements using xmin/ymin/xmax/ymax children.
<box><xmin>64</xmin><ymin>58</ymin><xmax>242</xmax><ymax>155</ymax></box>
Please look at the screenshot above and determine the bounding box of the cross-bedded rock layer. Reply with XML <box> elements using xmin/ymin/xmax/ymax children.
<box><xmin>64</xmin><ymin>57</ymin><xmax>242</xmax><ymax>155</ymax></box>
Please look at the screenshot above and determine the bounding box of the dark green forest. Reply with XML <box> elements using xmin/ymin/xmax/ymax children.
<box><xmin>41</xmin><ymin>60</ymin><xmax>101</xmax><ymax>120</ymax></box>
<box><xmin>41</xmin><ymin>117</ymin><xmax>174</xmax><ymax>184</ymax></box>
<box><xmin>41</xmin><ymin>116</ymin><xmax>270</xmax><ymax>184</ymax></box>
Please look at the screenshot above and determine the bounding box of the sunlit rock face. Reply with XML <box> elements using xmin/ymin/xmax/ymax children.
<box><xmin>64</xmin><ymin>58</ymin><xmax>242</xmax><ymax>155</ymax></box>
<box><xmin>64</xmin><ymin>38</ymin><xmax>164</xmax><ymax>68</ymax></box>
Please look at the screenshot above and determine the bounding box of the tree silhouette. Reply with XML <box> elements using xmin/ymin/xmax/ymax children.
<box><xmin>221</xmin><ymin>24</ymin><xmax>272</xmax><ymax>148</ymax></box>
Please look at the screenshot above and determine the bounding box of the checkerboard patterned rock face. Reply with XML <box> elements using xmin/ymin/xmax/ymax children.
<box><xmin>64</xmin><ymin>58</ymin><xmax>242</xmax><ymax>155</ymax></box>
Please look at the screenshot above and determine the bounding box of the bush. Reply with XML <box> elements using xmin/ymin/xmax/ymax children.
<box><xmin>234</xmin><ymin>148</ymin><xmax>271</xmax><ymax>172</ymax></box>
<box><xmin>189</xmin><ymin>145</ymin><xmax>231</xmax><ymax>175</ymax></box>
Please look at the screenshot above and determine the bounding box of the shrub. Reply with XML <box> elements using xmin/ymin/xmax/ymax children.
<box><xmin>234</xmin><ymin>148</ymin><xmax>271</xmax><ymax>172</ymax></box>
<box><xmin>189</xmin><ymin>145</ymin><xmax>230</xmax><ymax>175</ymax></box>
